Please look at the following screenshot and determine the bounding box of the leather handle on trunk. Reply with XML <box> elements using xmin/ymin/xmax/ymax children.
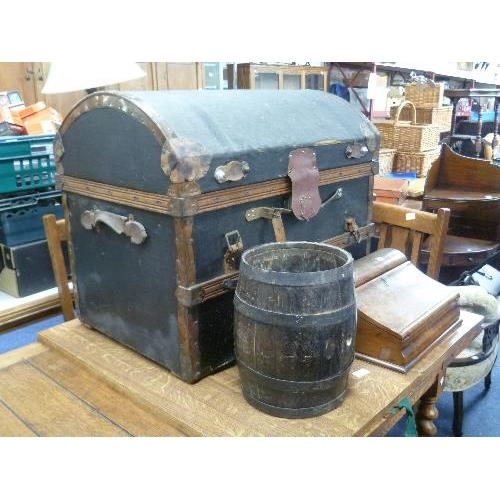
<box><xmin>81</xmin><ymin>209</ymin><xmax>147</xmax><ymax>245</ymax></box>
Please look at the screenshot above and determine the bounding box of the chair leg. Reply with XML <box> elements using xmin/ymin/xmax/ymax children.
<box><xmin>485</xmin><ymin>368</ymin><xmax>493</xmax><ymax>391</ymax></box>
<box><xmin>452</xmin><ymin>391</ymin><xmax>464</xmax><ymax>437</ymax></box>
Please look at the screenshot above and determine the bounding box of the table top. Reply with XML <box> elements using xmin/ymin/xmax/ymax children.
<box><xmin>0</xmin><ymin>312</ymin><xmax>477</xmax><ymax>437</ymax></box>
<box><xmin>424</xmin><ymin>187</ymin><xmax>500</xmax><ymax>203</ymax></box>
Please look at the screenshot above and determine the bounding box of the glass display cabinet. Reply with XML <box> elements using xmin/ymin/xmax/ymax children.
<box><xmin>227</xmin><ymin>63</ymin><xmax>328</xmax><ymax>91</ymax></box>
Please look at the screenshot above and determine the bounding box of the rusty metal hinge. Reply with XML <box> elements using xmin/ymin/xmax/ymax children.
<box><xmin>344</xmin><ymin>216</ymin><xmax>361</xmax><ymax>243</ymax></box>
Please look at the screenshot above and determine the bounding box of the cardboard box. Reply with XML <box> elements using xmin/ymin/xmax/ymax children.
<box><xmin>0</xmin><ymin>105</ymin><xmax>24</xmax><ymax>127</ymax></box>
<box><xmin>373</xmin><ymin>176</ymin><xmax>409</xmax><ymax>205</ymax></box>
<box><xmin>22</xmin><ymin>107</ymin><xmax>63</xmax><ymax>135</ymax></box>
<box><xmin>14</xmin><ymin>101</ymin><xmax>46</xmax><ymax>119</ymax></box>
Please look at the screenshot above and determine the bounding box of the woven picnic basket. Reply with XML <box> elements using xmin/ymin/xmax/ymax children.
<box><xmin>375</xmin><ymin>101</ymin><xmax>440</xmax><ymax>152</ymax></box>
<box><xmin>390</xmin><ymin>105</ymin><xmax>452</xmax><ymax>132</ymax></box>
<box><xmin>404</xmin><ymin>82</ymin><xmax>444</xmax><ymax>108</ymax></box>
<box><xmin>394</xmin><ymin>147</ymin><xmax>441</xmax><ymax>177</ymax></box>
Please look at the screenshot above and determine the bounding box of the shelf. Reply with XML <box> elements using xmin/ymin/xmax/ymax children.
<box><xmin>375</xmin><ymin>62</ymin><xmax>500</xmax><ymax>86</ymax></box>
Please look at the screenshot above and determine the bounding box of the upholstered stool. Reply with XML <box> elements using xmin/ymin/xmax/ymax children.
<box><xmin>442</xmin><ymin>286</ymin><xmax>500</xmax><ymax>436</ymax></box>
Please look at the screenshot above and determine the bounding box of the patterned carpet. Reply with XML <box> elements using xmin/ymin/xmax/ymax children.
<box><xmin>387</xmin><ymin>363</ymin><xmax>500</xmax><ymax>437</ymax></box>
<box><xmin>0</xmin><ymin>314</ymin><xmax>64</xmax><ymax>354</ymax></box>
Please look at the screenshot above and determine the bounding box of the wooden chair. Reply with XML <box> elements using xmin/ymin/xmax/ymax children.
<box><xmin>372</xmin><ymin>201</ymin><xmax>451</xmax><ymax>280</ymax></box>
<box><xmin>42</xmin><ymin>214</ymin><xmax>74</xmax><ymax>321</ymax></box>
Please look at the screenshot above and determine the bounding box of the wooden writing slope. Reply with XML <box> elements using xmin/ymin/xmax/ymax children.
<box><xmin>0</xmin><ymin>313</ymin><xmax>482</xmax><ymax>437</ymax></box>
<box><xmin>353</xmin><ymin>249</ymin><xmax>461</xmax><ymax>372</ymax></box>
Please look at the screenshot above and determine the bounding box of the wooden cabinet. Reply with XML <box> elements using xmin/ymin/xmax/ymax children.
<box><xmin>154</xmin><ymin>62</ymin><xmax>204</xmax><ymax>90</ymax></box>
<box><xmin>1</xmin><ymin>62</ymin><xmax>327</xmax><ymax>120</ymax></box>
<box><xmin>0</xmin><ymin>62</ymin><xmax>203</xmax><ymax>118</ymax></box>
<box><xmin>227</xmin><ymin>63</ymin><xmax>328</xmax><ymax>91</ymax></box>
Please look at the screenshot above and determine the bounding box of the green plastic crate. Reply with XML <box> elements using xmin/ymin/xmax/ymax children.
<box><xmin>0</xmin><ymin>134</ymin><xmax>56</xmax><ymax>194</ymax></box>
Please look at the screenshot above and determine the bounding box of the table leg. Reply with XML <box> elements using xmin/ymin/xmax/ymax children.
<box><xmin>416</xmin><ymin>378</ymin><xmax>442</xmax><ymax>437</ymax></box>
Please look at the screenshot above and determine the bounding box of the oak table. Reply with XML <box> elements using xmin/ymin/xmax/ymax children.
<box><xmin>0</xmin><ymin>312</ymin><xmax>483</xmax><ymax>437</ymax></box>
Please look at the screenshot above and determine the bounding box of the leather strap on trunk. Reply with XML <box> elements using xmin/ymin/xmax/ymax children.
<box><xmin>288</xmin><ymin>148</ymin><xmax>321</xmax><ymax>221</ymax></box>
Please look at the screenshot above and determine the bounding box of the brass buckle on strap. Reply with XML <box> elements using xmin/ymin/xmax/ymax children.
<box><xmin>245</xmin><ymin>207</ymin><xmax>292</xmax><ymax>242</ymax></box>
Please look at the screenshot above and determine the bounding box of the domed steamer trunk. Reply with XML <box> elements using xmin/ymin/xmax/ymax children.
<box><xmin>234</xmin><ymin>242</ymin><xmax>356</xmax><ymax>418</ymax></box>
<box><xmin>58</xmin><ymin>89</ymin><xmax>377</xmax><ymax>383</ymax></box>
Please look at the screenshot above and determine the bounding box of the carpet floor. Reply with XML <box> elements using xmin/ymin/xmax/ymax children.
<box><xmin>0</xmin><ymin>314</ymin><xmax>64</xmax><ymax>354</ymax></box>
<box><xmin>387</xmin><ymin>362</ymin><xmax>500</xmax><ymax>437</ymax></box>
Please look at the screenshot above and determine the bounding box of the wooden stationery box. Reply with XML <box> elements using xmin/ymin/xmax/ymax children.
<box><xmin>353</xmin><ymin>248</ymin><xmax>461</xmax><ymax>372</ymax></box>
<box><xmin>57</xmin><ymin>90</ymin><xmax>380</xmax><ymax>383</ymax></box>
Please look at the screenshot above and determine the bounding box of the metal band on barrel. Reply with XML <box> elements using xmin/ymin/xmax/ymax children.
<box><xmin>236</xmin><ymin>357</ymin><xmax>354</xmax><ymax>392</ymax></box>
<box><xmin>234</xmin><ymin>296</ymin><xmax>357</xmax><ymax>328</ymax></box>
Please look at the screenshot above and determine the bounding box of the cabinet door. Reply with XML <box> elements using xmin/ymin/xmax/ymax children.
<box><xmin>283</xmin><ymin>74</ymin><xmax>301</xmax><ymax>90</ymax></box>
<box><xmin>305</xmin><ymin>72</ymin><xmax>326</xmax><ymax>91</ymax></box>
<box><xmin>0</xmin><ymin>62</ymin><xmax>38</xmax><ymax>105</ymax></box>
<box><xmin>155</xmin><ymin>63</ymin><xmax>203</xmax><ymax>90</ymax></box>
<box><xmin>253</xmin><ymin>71</ymin><xmax>279</xmax><ymax>89</ymax></box>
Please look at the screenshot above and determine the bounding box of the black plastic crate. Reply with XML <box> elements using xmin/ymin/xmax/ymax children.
<box><xmin>0</xmin><ymin>190</ymin><xmax>63</xmax><ymax>246</ymax></box>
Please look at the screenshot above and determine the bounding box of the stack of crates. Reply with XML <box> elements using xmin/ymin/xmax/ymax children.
<box><xmin>0</xmin><ymin>134</ymin><xmax>65</xmax><ymax>297</ymax></box>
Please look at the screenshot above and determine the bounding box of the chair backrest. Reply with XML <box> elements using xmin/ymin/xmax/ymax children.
<box><xmin>372</xmin><ymin>201</ymin><xmax>451</xmax><ymax>280</ymax></box>
<box><xmin>42</xmin><ymin>213</ymin><xmax>74</xmax><ymax>321</ymax></box>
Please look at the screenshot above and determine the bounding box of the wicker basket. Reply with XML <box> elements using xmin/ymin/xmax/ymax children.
<box><xmin>394</xmin><ymin>147</ymin><xmax>441</xmax><ymax>177</ymax></box>
<box><xmin>390</xmin><ymin>105</ymin><xmax>453</xmax><ymax>132</ymax></box>
<box><xmin>377</xmin><ymin>148</ymin><xmax>396</xmax><ymax>175</ymax></box>
<box><xmin>404</xmin><ymin>82</ymin><xmax>444</xmax><ymax>108</ymax></box>
<box><xmin>375</xmin><ymin>101</ymin><xmax>440</xmax><ymax>152</ymax></box>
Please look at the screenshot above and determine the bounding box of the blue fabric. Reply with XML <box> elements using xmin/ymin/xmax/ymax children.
<box><xmin>329</xmin><ymin>83</ymin><xmax>350</xmax><ymax>102</ymax></box>
<box><xmin>0</xmin><ymin>314</ymin><xmax>64</xmax><ymax>354</ymax></box>
<box><xmin>387</xmin><ymin>364</ymin><xmax>500</xmax><ymax>436</ymax></box>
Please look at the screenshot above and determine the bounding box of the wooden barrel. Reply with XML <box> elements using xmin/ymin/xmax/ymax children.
<box><xmin>234</xmin><ymin>241</ymin><xmax>357</xmax><ymax>418</ymax></box>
